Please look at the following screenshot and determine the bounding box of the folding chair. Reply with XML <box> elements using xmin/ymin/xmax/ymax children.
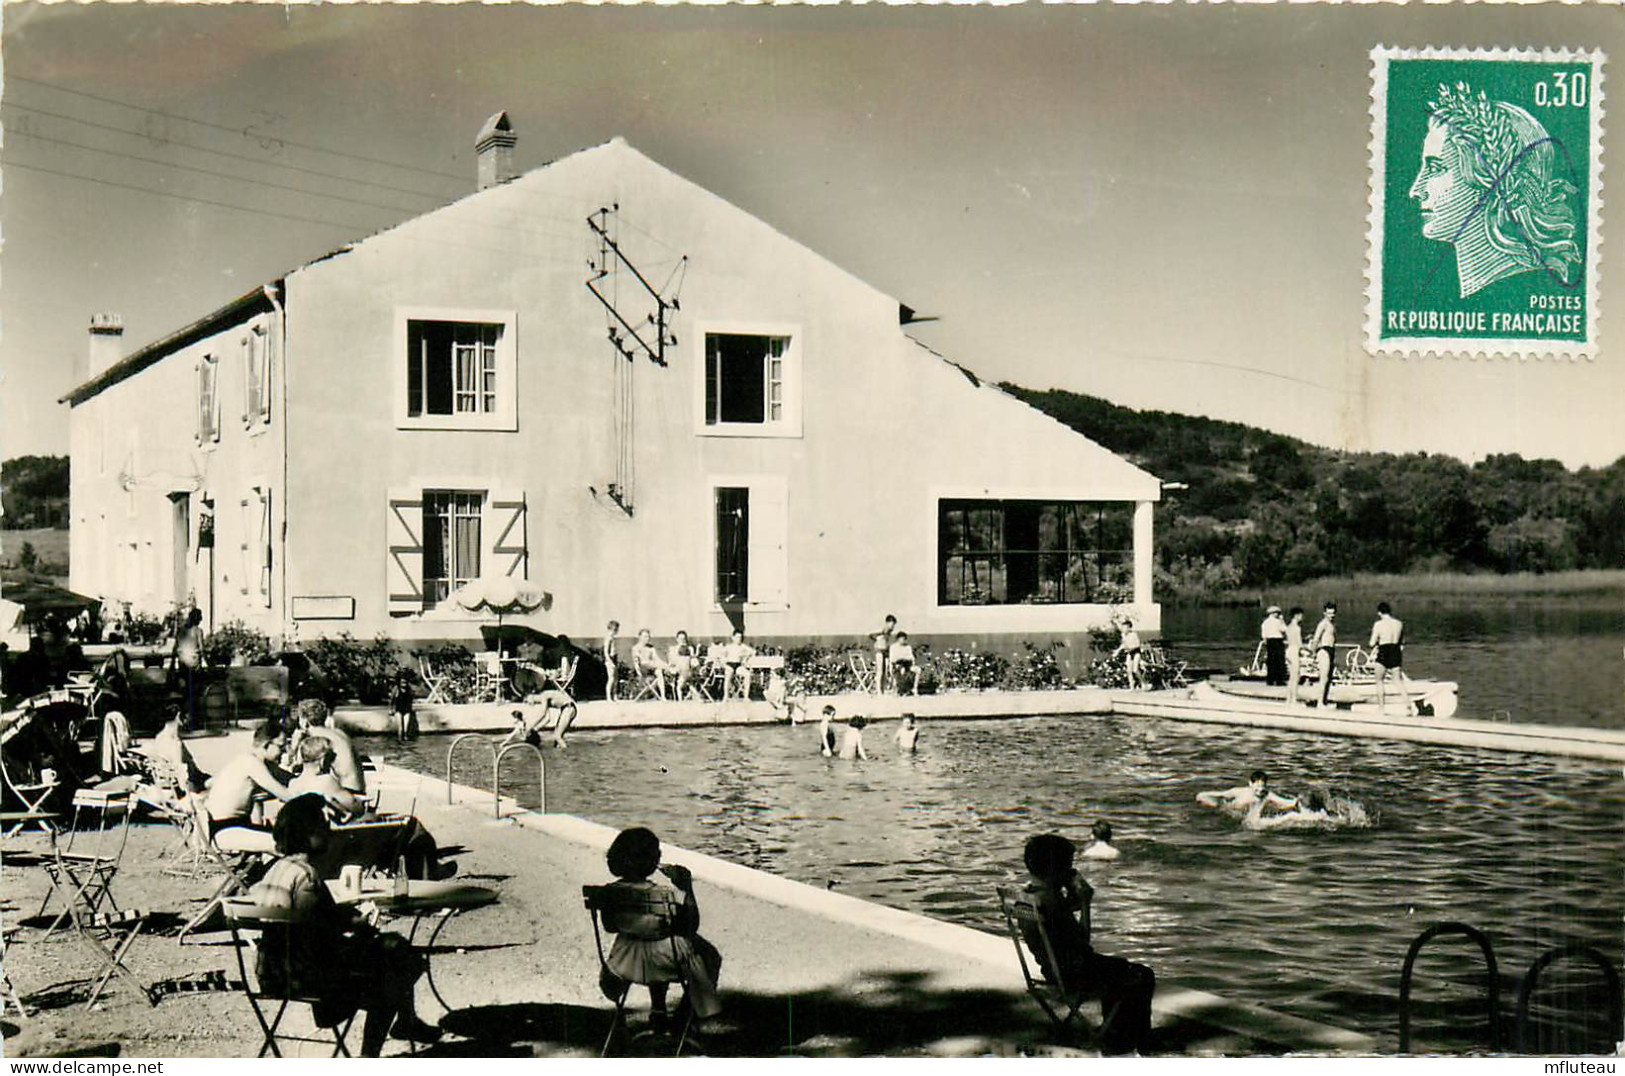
<box><xmin>134</xmin><ymin>757</ymin><xmax>201</xmax><ymax>870</ymax></box>
<box><xmin>995</xmin><ymin>883</ymin><xmax>1096</xmax><ymax>1043</ymax></box>
<box><xmin>0</xmin><ymin>751</ymin><xmax>60</xmax><ymax>836</ymax></box>
<box><xmin>848</xmin><ymin>652</ymin><xmax>876</xmax><ymax>694</ymax></box>
<box><xmin>472</xmin><ymin>652</ymin><xmax>506</xmax><ymax>703</ymax></box>
<box><xmin>39</xmin><ymin>790</ymin><xmax>135</xmax><ymax>937</ymax></box>
<box><xmin>418</xmin><ymin>656</ymin><xmax>453</xmax><ymax>705</ymax></box>
<box><xmin>65</xmin><ymin>903</ymin><xmax>156</xmax><ymax>1010</ymax></box>
<box><xmin>583</xmin><ymin>884</ymin><xmax>696</xmax><ymax>1057</ymax></box>
<box><xmin>628</xmin><ymin>659</ymin><xmax>668</xmax><ymax>702</ymax></box>
<box><xmin>692</xmin><ymin>650</ymin><xmax>727</xmax><ymax>702</ymax></box>
<box><xmin>222</xmin><ymin>896</ymin><xmax>356</xmax><ymax>1058</ymax></box>
<box><xmin>2</xmin><ymin>922</ymin><xmax>29</xmax><ymax>1019</ymax></box>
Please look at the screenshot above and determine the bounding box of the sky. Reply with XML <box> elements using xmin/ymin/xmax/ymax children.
<box><xmin>3</xmin><ymin>3</ymin><xmax>1622</xmax><ymax>468</ymax></box>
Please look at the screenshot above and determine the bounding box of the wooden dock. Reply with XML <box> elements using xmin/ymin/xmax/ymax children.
<box><xmin>1109</xmin><ymin>686</ymin><xmax>1625</xmax><ymax>763</ymax></box>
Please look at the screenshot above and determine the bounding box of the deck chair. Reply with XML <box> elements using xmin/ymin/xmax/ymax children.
<box><xmin>583</xmin><ymin>884</ymin><xmax>696</xmax><ymax>1057</ymax></box>
<box><xmin>417</xmin><ymin>656</ymin><xmax>453</xmax><ymax>705</ymax></box>
<box><xmin>995</xmin><ymin>884</ymin><xmax>1096</xmax><ymax>1043</ymax></box>
<box><xmin>39</xmin><ymin>790</ymin><xmax>135</xmax><ymax>937</ymax></box>
<box><xmin>0</xmin><ymin>751</ymin><xmax>60</xmax><ymax>836</ymax></box>
<box><xmin>222</xmin><ymin>896</ymin><xmax>356</xmax><ymax>1058</ymax></box>
<box><xmin>691</xmin><ymin>649</ymin><xmax>726</xmax><ymax>702</ymax></box>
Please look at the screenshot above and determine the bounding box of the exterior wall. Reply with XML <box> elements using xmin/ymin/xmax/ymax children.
<box><xmin>68</xmin><ymin>309</ymin><xmax>286</xmax><ymax>637</ymax></box>
<box><xmin>281</xmin><ymin>139</ymin><xmax>1161</xmax><ymax>651</ymax></box>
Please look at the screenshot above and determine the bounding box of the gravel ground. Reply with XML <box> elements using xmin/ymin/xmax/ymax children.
<box><xmin>1</xmin><ymin>731</ymin><xmax>1263</xmax><ymax>1059</ymax></box>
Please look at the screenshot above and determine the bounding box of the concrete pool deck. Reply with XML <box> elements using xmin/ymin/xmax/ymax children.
<box><xmin>337</xmin><ymin>682</ymin><xmax>1625</xmax><ymax>762</ymax></box>
<box><xmin>1</xmin><ymin>730</ymin><xmax>1375</xmax><ymax>1058</ymax></box>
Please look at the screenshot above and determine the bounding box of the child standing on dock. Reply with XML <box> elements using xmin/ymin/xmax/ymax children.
<box><xmin>1310</xmin><ymin>602</ymin><xmax>1338</xmax><ymax>707</ymax></box>
<box><xmin>1113</xmin><ymin>618</ymin><xmax>1144</xmax><ymax>691</ymax></box>
<box><xmin>602</xmin><ymin>621</ymin><xmax>621</xmax><ymax>702</ymax></box>
<box><xmin>1285</xmin><ymin>607</ymin><xmax>1306</xmax><ymax>707</ymax></box>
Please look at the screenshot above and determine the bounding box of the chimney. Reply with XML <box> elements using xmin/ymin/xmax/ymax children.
<box><xmin>476</xmin><ymin>111</ymin><xmax>516</xmax><ymax>191</ymax></box>
<box><xmin>82</xmin><ymin>312</ymin><xmax>124</xmax><ymax>383</ymax></box>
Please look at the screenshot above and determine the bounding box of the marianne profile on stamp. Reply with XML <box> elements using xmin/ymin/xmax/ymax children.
<box><xmin>1409</xmin><ymin>81</ymin><xmax>1582</xmax><ymax>299</ymax></box>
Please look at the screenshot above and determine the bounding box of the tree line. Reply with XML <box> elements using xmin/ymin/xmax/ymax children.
<box><xmin>1</xmin><ymin>455</ymin><xmax>70</xmax><ymax>529</ymax></box>
<box><xmin>1003</xmin><ymin>386</ymin><xmax>1625</xmax><ymax>595</ymax></box>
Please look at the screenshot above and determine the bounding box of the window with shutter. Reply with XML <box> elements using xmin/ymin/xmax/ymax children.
<box><xmin>385</xmin><ymin>491</ymin><xmax>425</xmax><ymax>617</ymax></box>
<box><xmin>197</xmin><ymin>357</ymin><xmax>220</xmax><ymax>444</ymax></box>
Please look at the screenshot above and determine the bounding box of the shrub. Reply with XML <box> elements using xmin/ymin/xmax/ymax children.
<box><xmin>201</xmin><ymin>621</ymin><xmax>272</xmax><ymax>667</ymax></box>
<box><xmin>123</xmin><ymin>611</ymin><xmax>167</xmax><ymax>646</ymax></box>
<box><xmin>306</xmin><ymin>633</ymin><xmax>405</xmax><ymax>705</ymax></box>
<box><xmin>412</xmin><ymin>644</ymin><xmax>480</xmax><ymax>704</ymax></box>
<box><xmin>1000</xmin><ymin>640</ymin><xmax>1066</xmax><ymax>691</ymax></box>
<box><xmin>783</xmin><ymin>644</ymin><xmax>857</xmax><ymax>696</ymax></box>
<box><xmin>927</xmin><ymin>647</ymin><xmax>1008</xmax><ymax>692</ymax></box>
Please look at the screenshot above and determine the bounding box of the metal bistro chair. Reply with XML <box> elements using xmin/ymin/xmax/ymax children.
<box><xmin>222</xmin><ymin>896</ymin><xmax>356</xmax><ymax>1057</ymax></box>
<box><xmin>995</xmin><ymin>883</ymin><xmax>1099</xmax><ymax>1044</ymax></box>
<box><xmin>848</xmin><ymin>652</ymin><xmax>877</xmax><ymax>695</ymax></box>
<box><xmin>582</xmin><ymin>884</ymin><xmax>696</xmax><ymax>1057</ymax></box>
<box><xmin>0</xmin><ymin>750</ymin><xmax>60</xmax><ymax>837</ymax></box>
<box><xmin>39</xmin><ymin>788</ymin><xmax>136</xmax><ymax>937</ymax></box>
<box><xmin>417</xmin><ymin>656</ymin><xmax>454</xmax><ymax>706</ymax></box>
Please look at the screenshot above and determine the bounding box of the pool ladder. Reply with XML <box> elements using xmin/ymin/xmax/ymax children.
<box><xmin>445</xmin><ymin>734</ymin><xmax>546</xmax><ymax>817</ymax></box>
<box><xmin>1398</xmin><ymin>922</ymin><xmax>1621</xmax><ymax>1053</ymax></box>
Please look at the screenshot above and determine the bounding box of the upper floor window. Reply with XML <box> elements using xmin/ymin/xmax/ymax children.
<box><xmin>196</xmin><ymin>355</ymin><xmax>220</xmax><ymax>445</ymax></box>
<box><xmin>394</xmin><ymin>307</ymin><xmax>518</xmax><ymax>431</ymax></box>
<box><xmin>243</xmin><ymin>325</ymin><xmax>272</xmax><ymax>428</ymax></box>
<box><xmin>695</xmin><ymin>324</ymin><xmax>802</xmax><ymax>438</ymax></box>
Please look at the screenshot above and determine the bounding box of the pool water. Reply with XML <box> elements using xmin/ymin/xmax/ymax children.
<box><xmin>366</xmin><ymin>714</ymin><xmax>1623</xmax><ymax>1050</ymax></box>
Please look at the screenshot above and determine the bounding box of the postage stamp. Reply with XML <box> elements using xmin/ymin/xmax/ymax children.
<box><xmin>1367</xmin><ymin>46</ymin><xmax>1606</xmax><ymax>359</ymax></box>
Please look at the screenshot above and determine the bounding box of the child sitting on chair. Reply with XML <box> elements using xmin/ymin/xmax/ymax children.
<box><xmin>599</xmin><ymin>827</ymin><xmax>724</xmax><ymax>1025</ymax></box>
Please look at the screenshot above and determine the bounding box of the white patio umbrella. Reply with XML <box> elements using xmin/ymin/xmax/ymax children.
<box><xmin>447</xmin><ymin>576</ymin><xmax>550</xmax><ymax>654</ymax></box>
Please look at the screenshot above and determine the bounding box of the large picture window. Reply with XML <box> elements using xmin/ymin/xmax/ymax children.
<box><xmin>421</xmin><ymin>490</ymin><xmax>483</xmax><ymax>610</ymax></box>
<box><xmin>938</xmin><ymin>499</ymin><xmax>1133</xmax><ymax>606</ymax></box>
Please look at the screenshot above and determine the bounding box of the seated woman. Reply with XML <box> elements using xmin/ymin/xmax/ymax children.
<box><xmin>247</xmin><ymin>794</ymin><xmax>441</xmax><ymax>1056</ymax></box>
<box><xmin>1019</xmin><ymin>833</ymin><xmax>1155</xmax><ymax>1055</ymax></box>
<box><xmin>599</xmin><ymin>827</ymin><xmax>724</xmax><ymax>1026</ymax></box>
<box><xmin>291</xmin><ymin>739</ymin><xmax>452</xmax><ymax>880</ymax></box>
<box><xmin>631</xmin><ymin>629</ymin><xmax>670</xmax><ymax>700</ymax></box>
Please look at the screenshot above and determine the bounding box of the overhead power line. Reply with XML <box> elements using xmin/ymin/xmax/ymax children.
<box><xmin>4</xmin><ymin>101</ymin><xmax>451</xmax><ymax>202</ymax></box>
<box><xmin>9</xmin><ymin>74</ymin><xmax>469</xmax><ymax>186</ymax></box>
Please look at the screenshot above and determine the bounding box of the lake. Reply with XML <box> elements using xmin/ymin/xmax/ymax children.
<box><xmin>1165</xmin><ymin>592</ymin><xmax>1625</xmax><ymax>729</ymax></box>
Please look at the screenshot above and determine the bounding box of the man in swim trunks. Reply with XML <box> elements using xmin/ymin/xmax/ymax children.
<box><xmin>1368</xmin><ymin>602</ymin><xmax>1415</xmax><ymax>717</ymax></box>
<box><xmin>1309</xmin><ymin>602</ymin><xmax>1338</xmax><ymax>707</ymax></box>
<box><xmin>1112</xmin><ymin>617</ymin><xmax>1144</xmax><ymax>691</ymax></box>
<box><xmin>207</xmin><ymin>720</ymin><xmax>299</xmax><ymax>847</ymax></box>
<box><xmin>1196</xmin><ymin>770</ymin><xmax>1297</xmax><ymax>814</ymax></box>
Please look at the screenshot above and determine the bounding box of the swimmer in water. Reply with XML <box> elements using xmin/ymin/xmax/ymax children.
<box><xmin>1244</xmin><ymin>790</ymin><xmax>1334</xmax><ymax>831</ymax></box>
<box><xmin>839</xmin><ymin>715</ymin><xmax>869</xmax><ymax>760</ymax></box>
<box><xmin>1080</xmin><ymin>820</ymin><xmax>1121</xmax><ymax>860</ymax></box>
<box><xmin>818</xmin><ymin>704</ymin><xmax>838</xmax><ymax>757</ymax></box>
<box><xmin>895</xmin><ymin>714</ymin><xmax>919</xmax><ymax>753</ymax></box>
<box><xmin>1196</xmin><ymin>770</ymin><xmax>1298</xmax><ymax>814</ymax></box>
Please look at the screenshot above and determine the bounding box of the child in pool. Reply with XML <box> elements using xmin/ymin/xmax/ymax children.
<box><xmin>818</xmin><ymin>705</ymin><xmax>838</xmax><ymax>757</ymax></box>
<box><xmin>839</xmin><ymin>715</ymin><xmax>870</xmax><ymax>760</ymax></box>
<box><xmin>598</xmin><ymin>827</ymin><xmax>724</xmax><ymax>1023</ymax></box>
<box><xmin>1081</xmin><ymin>820</ymin><xmax>1120</xmax><ymax>860</ymax></box>
<box><xmin>894</xmin><ymin>714</ymin><xmax>920</xmax><ymax>753</ymax></box>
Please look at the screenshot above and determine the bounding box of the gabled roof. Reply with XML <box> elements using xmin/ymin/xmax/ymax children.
<box><xmin>59</xmin><ymin>284</ymin><xmax>278</xmax><ymax>407</ymax></box>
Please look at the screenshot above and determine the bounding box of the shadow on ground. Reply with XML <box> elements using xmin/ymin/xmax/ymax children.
<box><xmin>431</xmin><ymin>969</ymin><xmax>1127</xmax><ymax>1057</ymax></box>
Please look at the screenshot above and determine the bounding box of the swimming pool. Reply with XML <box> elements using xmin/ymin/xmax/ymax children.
<box><xmin>365</xmin><ymin>714</ymin><xmax>1623</xmax><ymax>1050</ymax></box>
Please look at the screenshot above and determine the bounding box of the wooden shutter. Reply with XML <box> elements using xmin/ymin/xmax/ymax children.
<box><xmin>747</xmin><ymin>477</ymin><xmax>788</xmax><ymax>605</ymax></box>
<box><xmin>486</xmin><ymin>489</ymin><xmax>528</xmax><ymax>579</ymax></box>
<box><xmin>386</xmin><ymin>489</ymin><xmax>424</xmax><ymax>615</ymax></box>
<box><xmin>257</xmin><ymin>488</ymin><xmax>273</xmax><ymax>607</ymax></box>
<box><xmin>238</xmin><ymin>495</ymin><xmax>252</xmax><ymax>596</ymax></box>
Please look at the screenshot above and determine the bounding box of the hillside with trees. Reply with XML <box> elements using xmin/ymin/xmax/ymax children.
<box><xmin>1003</xmin><ymin>386</ymin><xmax>1625</xmax><ymax>597</ymax></box>
<box><xmin>1</xmin><ymin>455</ymin><xmax>69</xmax><ymax>530</ymax></box>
